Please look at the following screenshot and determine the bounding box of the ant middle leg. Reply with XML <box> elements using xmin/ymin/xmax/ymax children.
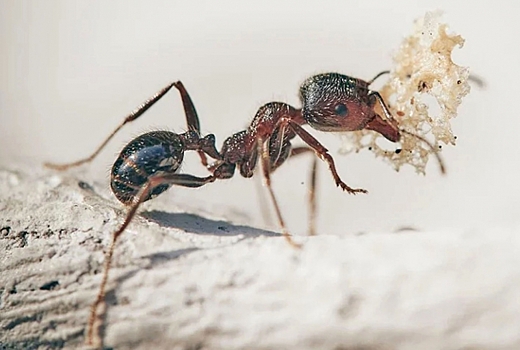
<box><xmin>86</xmin><ymin>172</ymin><xmax>216</xmax><ymax>347</ymax></box>
<box><xmin>288</xmin><ymin>121</ymin><xmax>367</xmax><ymax>195</ymax></box>
<box><xmin>257</xmin><ymin>139</ymin><xmax>302</xmax><ymax>248</ymax></box>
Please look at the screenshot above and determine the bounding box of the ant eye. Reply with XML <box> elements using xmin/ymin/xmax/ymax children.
<box><xmin>334</xmin><ymin>103</ymin><xmax>348</xmax><ymax>117</ymax></box>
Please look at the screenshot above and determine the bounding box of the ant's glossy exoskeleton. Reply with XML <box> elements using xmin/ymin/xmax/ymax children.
<box><xmin>45</xmin><ymin>71</ymin><xmax>444</xmax><ymax>346</ymax></box>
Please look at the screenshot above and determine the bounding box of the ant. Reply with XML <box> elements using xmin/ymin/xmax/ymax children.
<box><xmin>45</xmin><ymin>71</ymin><xmax>444</xmax><ymax>346</ymax></box>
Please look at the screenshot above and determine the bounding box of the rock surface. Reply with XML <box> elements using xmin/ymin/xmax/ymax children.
<box><xmin>1</xmin><ymin>164</ymin><xmax>520</xmax><ymax>350</ymax></box>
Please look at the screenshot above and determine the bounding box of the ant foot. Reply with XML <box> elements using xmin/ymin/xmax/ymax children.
<box><xmin>282</xmin><ymin>231</ymin><xmax>303</xmax><ymax>249</ymax></box>
<box><xmin>337</xmin><ymin>182</ymin><xmax>368</xmax><ymax>195</ymax></box>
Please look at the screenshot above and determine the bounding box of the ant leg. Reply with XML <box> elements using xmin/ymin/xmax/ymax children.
<box><xmin>45</xmin><ymin>82</ymin><xmax>179</xmax><ymax>170</ymax></box>
<box><xmin>45</xmin><ymin>81</ymin><xmax>212</xmax><ymax>170</ymax></box>
<box><xmin>257</xmin><ymin>139</ymin><xmax>302</xmax><ymax>249</ymax></box>
<box><xmin>86</xmin><ymin>172</ymin><xmax>216</xmax><ymax>346</ymax></box>
<box><xmin>173</xmin><ymin>82</ymin><xmax>218</xmax><ymax>166</ymax></box>
<box><xmin>308</xmin><ymin>157</ymin><xmax>318</xmax><ymax>236</ymax></box>
<box><xmin>289</xmin><ymin>147</ymin><xmax>318</xmax><ymax>236</ymax></box>
<box><xmin>268</xmin><ymin>125</ymin><xmax>288</xmax><ymax>169</ymax></box>
<box><xmin>252</xmin><ymin>126</ymin><xmax>288</xmax><ymax>230</ymax></box>
<box><xmin>288</xmin><ymin>121</ymin><xmax>367</xmax><ymax>195</ymax></box>
<box><xmin>173</xmin><ymin>81</ymin><xmax>201</xmax><ymax>134</ymax></box>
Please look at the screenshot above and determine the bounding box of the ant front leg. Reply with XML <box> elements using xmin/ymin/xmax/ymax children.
<box><xmin>86</xmin><ymin>172</ymin><xmax>216</xmax><ymax>347</ymax></box>
<box><xmin>288</xmin><ymin>121</ymin><xmax>367</xmax><ymax>195</ymax></box>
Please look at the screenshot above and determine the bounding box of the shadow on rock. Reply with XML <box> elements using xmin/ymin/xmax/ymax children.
<box><xmin>141</xmin><ymin>210</ymin><xmax>279</xmax><ymax>238</ymax></box>
<box><xmin>142</xmin><ymin>247</ymin><xmax>200</xmax><ymax>267</ymax></box>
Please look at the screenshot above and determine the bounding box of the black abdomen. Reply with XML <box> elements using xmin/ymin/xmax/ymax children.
<box><xmin>111</xmin><ymin>131</ymin><xmax>185</xmax><ymax>204</ymax></box>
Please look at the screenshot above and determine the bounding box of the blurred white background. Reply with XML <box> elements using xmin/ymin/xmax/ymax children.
<box><xmin>1</xmin><ymin>0</ymin><xmax>518</xmax><ymax>236</ymax></box>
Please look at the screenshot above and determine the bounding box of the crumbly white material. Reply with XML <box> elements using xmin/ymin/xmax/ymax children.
<box><xmin>340</xmin><ymin>11</ymin><xmax>470</xmax><ymax>174</ymax></box>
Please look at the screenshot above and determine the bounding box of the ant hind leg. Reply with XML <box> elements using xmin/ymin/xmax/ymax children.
<box><xmin>45</xmin><ymin>81</ymin><xmax>211</xmax><ymax>171</ymax></box>
<box><xmin>45</xmin><ymin>82</ymin><xmax>178</xmax><ymax>170</ymax></box>
<box><xmin>86</xmin><ymin>172</ymin><xmax>216</xmax><ymax>347</ymax></box>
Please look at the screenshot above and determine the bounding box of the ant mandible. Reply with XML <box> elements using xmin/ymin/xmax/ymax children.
<box><xmin>45</xmin><ymin>71</ymin><xmax>444</xmax><ymax>346</ymax></box>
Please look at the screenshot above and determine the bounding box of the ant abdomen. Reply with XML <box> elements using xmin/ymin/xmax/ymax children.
<box><xmin>110</xmin><ymin>131</ymin><xmax>185</xmax><ymax>204</ymax></box>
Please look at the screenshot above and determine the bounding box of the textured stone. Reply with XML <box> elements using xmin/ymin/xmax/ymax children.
<box><xmin>1</xmin><ymin>165</ymin><xmax>519</xmax><ymax>350</ymax></box>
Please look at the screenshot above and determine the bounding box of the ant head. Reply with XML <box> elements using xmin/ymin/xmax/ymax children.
<box><xmin>299</xmin><ymin>73</ymin><xmax>375</xmax><ymax>132</ymax></box>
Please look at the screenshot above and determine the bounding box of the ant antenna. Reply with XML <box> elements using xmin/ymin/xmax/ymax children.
<box><xmin>468</xmin><ymin>74</ymin><xmax>486</xmax><ymax>89</ymax></box>
<box><xmin>400</xmin><ymin>129</ymin><xmax>446</xmax><ymax>174</ymax></box>
<box><xmin>368</xmin><ymin>70</ymin><xmax>391</xmax><ymax>85</ymax></box>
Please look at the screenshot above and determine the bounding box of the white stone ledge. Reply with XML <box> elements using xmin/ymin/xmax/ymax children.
<box><xmin>1</xmin><ymin>166</ymin><xmax>519</xmax><ymax>350</ymax></box>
